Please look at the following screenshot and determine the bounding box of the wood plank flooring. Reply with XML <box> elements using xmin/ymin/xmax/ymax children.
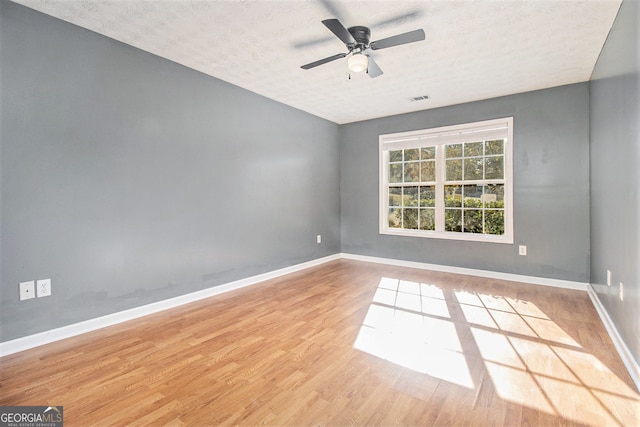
<box><xmin>1</xmin><ymin>259</ymin><xmax>638</xmax><ymax>426</ymax></box>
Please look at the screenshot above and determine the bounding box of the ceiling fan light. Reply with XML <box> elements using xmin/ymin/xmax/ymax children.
<box><xmin>348</xmin><ymin>53</ymin><xmax>369</xmax><ymax>73</ymax></box>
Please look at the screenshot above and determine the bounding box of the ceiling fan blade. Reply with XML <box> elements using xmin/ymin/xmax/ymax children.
<box><xmin>370</xmin><ymin>29</ymin><xmax>425</xmax><ymax>50</ymax></box>
<box><xmin>301</xmin><ymin>53</ymin><xmax>347</xmax><ymax>70</ymax></box>
<box><xmin>318</xmin><ymin>0</ymin><xmax>345</xmax><ymax>22</ymax></box>
<box><xmin>322</xmin><ymin>18</ymin><xmax>356</xmax><ymax>45</ymax></box>
<box><xmin>367</xmin><ymin>56</ymin><xmax>383</xmax><ymax>78</ymax></box>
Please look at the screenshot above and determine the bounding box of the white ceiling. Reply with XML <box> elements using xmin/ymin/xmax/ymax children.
<box><xmin>14</xmin><ymin>0</ymin><xmax>621</xmax><ymax>124</ymax></box>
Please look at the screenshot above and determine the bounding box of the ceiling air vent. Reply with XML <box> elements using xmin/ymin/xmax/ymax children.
<box><xmin>410</xmin><ymin>95</ymin><xmax>430</xmax><ymax>101</ymax></box>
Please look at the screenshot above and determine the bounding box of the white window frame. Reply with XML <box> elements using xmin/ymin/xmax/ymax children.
<box><xmin>379</xmin><ymin>117</ymin><xmax>514</xmax><ymax>244</ymax></box>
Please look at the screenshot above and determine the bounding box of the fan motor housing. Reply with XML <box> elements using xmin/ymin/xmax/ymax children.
<box><xmin>348</xmin><ymin>26</ymin><xmax>371</xmax><ymax>46</ymax></box>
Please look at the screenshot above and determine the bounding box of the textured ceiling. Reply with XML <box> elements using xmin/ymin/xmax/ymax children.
<box><xmin>13</xmin><ymin>0</ymin><xmax>621</xmax><ymax>124</ymax></box>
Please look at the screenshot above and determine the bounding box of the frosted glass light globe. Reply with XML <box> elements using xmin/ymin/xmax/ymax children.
<box><xmin>348</xmin><ymin>53</ymin><xmax>369</xmax><ymax>73</ymax></box>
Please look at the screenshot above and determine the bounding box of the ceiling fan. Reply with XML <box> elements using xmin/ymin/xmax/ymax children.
<box><xmin>301</xmin><ymin>19</ymin><xmax>425</xmax><ymax>78</ymax></box>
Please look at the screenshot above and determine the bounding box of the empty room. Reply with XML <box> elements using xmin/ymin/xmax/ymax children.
<box><xmin>1</xmin><ymin>0</ymin><xmax>639</xmax><ymax>425</ymax></box>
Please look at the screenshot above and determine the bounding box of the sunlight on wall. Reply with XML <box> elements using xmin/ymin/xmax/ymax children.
<box><xmin>353</xmin><ymin>276</ymin><xmax>640</xmax><ymax>426</ymax></box>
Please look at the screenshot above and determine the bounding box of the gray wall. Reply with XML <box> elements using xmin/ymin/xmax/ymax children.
<box><xmin>0</xmin><ymin>1</ymin><xmax>340</xmax><ymax>341</ymax></box>
<box><xmin>2</xmin><ymin>0</ymin><xmax>634</xmax><ymax>365</ymax></box>
<box><xmin>590</xmin><ymin>0</ymin><xmax>639</xmax><ymax>364</ymax></box>
<box><xmin>340</xmin><ymin>83</ymin><xmax>591</xmax><ymax>282</ymax></box>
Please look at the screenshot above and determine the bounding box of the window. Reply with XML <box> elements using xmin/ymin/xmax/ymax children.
<box><xmin>379</xmin><ymin>117</ymin><xmax>513</xmax><ymax>243</ymax></box>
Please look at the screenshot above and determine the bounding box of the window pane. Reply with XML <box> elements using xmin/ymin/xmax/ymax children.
<box><xmin>403</xmin><ymin>208</ymin><xmax>419</xmax><ymax>229</ymax></box>
<box><xmin>389</xmin><ymin>187</ymin><xmax>402</xmax><ymax>207</ymax></box>
<box><xmin>464</xmin><ymin>209</ymin><xmax>483</xmax><ymax>233</ymax></box>
<box><xmin>486</xmin><ymin>140</ymin><xmax>504</xmax><ymax>155</ymax></box>
<box><xmin>484</xmin><ymin>210</ymin><xmax>504</xmax><ymax>235</ymax></box>
<box><xmin>420</xmin><ymin>186</ymin><xmax>435</xmax><ymax>207</ymax></box>
<box><xmin>463</xmin><ymin>185</ymin><xmax>483</xmax><ymax>208</ymax></box>
<box><xmin>464</xmin><ymin>158</ymin><xmax>483</xmax><ymax>180</ymax></box>
<box><xmin>389</xmin><ymin>208</ymin><xmax>402</xmax><ymax>228</ymax></box>
<box><xmin>445</xmin><ymin>144</ymin><xmax>462</xmax><ymax>158</ymax></box>
<box><xmin>390</xmin><ymin>150</ymin><xmax>403</xmax><ymax>162</ymax></box>
<box><xmin>445</xmin><ymin>185</ymin><xmax>462</xmax><ymax>207</ymax></box>
<box><xmin>419</xmin><ymin>208</ymin><xmax>435</xmax><ymax>230</ymax></box>
<box><xmin>404</xmin><ymin>148</ymin><xmax>420</xmax><ymax>161</ymax></box>
<box><xmin>446</xmin><ymin>159</ymin><xmax>462</xmax><ymax>181</ymax></box>
<box><xmin>485</xmin><ymin>156</ymin><xmax>504</xmax><ymax>179</ymax></box>
<box><xmin>484</xmin><ymin>184</ymin><xmax>504</xmax><ymax>208</ymax></box>
<box><xmin>404</xmin><ymin>186</ymin><xmax>419</xmax><ymax>207</ymax></box>
<box><xmin>389</xmin><ymin>163</ymin><xmax>402</xmax><ymax>183</ymax></box>
<box><xmin>404</xmin><ymin>162</ymin><xmax>420</xmax><ymax>182</ymax></box>
<box><xmin>421</xmin><ymin>160</ymin><xmax>435</xmax><ymax>182</ymax></box>
<box><xmin>421</xmin><ymin>146</ymin><xmax>435</xmax><ymax>160</ymax></box>
<box><xmin>464</xmin><ymin>141</ymin><xmax>483</xmax><ymax>157</ymax></box>
<box><xmin>445</xmin><ymin>209</ymin><xmax>462</xmax><ymax>232</ymax></box>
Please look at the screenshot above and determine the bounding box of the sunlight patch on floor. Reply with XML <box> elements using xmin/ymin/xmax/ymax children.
<box><xmin>456</xmin><ymin>290</ymin><xmax>580</xmax><ymax>346</ymax></box>
<box><xmin>466</xmin><ymin>293</ymin><xmax>639</xmax><ymax>427</ymax></box>
<box><xmin>354</xmin><ymin>276</ymin><xmax>640</xmax><ymax>426</ymax></box>
<box><xmin>355</xmin><ymin>277</ymin><xmax>473</xmax><ymax>388</ymax></box>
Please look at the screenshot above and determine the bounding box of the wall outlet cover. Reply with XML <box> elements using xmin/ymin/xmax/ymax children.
<box><xmin>37</xmin><ymin>279</ymin><xmax>52</xmax><ymax>297</ymax></box>
<box><xmin>619</xmin><ymin>282</ymin><xmax>624</xmax><ymax>301</ymax></box>
<box><xmin>20</xmin><ymin>281</ymin><xmax>36</xmax><ymax>301</ymax></box>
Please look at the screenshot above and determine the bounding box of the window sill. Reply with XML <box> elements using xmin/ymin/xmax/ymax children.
<box><xmin>380</xmin><ymin>228</ymin><xmax>513</xmax><ymax>244</ymax></box>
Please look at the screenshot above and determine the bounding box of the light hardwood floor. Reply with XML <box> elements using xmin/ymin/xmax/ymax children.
<box><xmin>1</xmin><ymin>260</ymin><xmax>638</xmax><ymax>426</ymax></box>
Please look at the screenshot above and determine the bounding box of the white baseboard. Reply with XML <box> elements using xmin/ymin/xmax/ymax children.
<box><xmin>5</xmin><ymin>251</ymin><xmax>636</xmax><ymax>395</ymax></box>
<box><xmin>0</xmin><ymin>252</ymin><xmax>588</xmax><ymax>357</ymax></box>
<box><xmin>340</xmin><ymin>253</ymin><xmax>589</xmax><ymax>291</ymax></box>
<box><xmin>587</xmin><ymin>285</ymin><xmax>640</xmax><ymax>392</ymax></box>
<box><xmin>0</xmin><ymin>254</ymin><xmax>341</xmax><ymax>357</ymax></box>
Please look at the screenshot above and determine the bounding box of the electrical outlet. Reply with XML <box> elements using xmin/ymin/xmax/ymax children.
<box><xmin>317</xmin><ymin>234</ymin><xmax>321</xmax><ymax>244</ymax></box>
<box><xmin>518</xmin><ymin>245</ymin><xmax>527</xmax><ymax>256</ymax></box>
<box><xmin>619</xmin><ymin>282</ymin><xmax>624</xmax><ymax>301</ymax></box>
<box><xmin>37</xmin><ymin>279</ymin><xmax>52</xmax><ymax>298</ymax></box>
<box><xmin>19</xmin><ymin>281</ymin><xmax>35</xmax><ymax>301</ymax></box>
<box><xmin>607</xmin><ymin>269</ymin><xmax>611</xmax><ymax>287</ymax></box>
